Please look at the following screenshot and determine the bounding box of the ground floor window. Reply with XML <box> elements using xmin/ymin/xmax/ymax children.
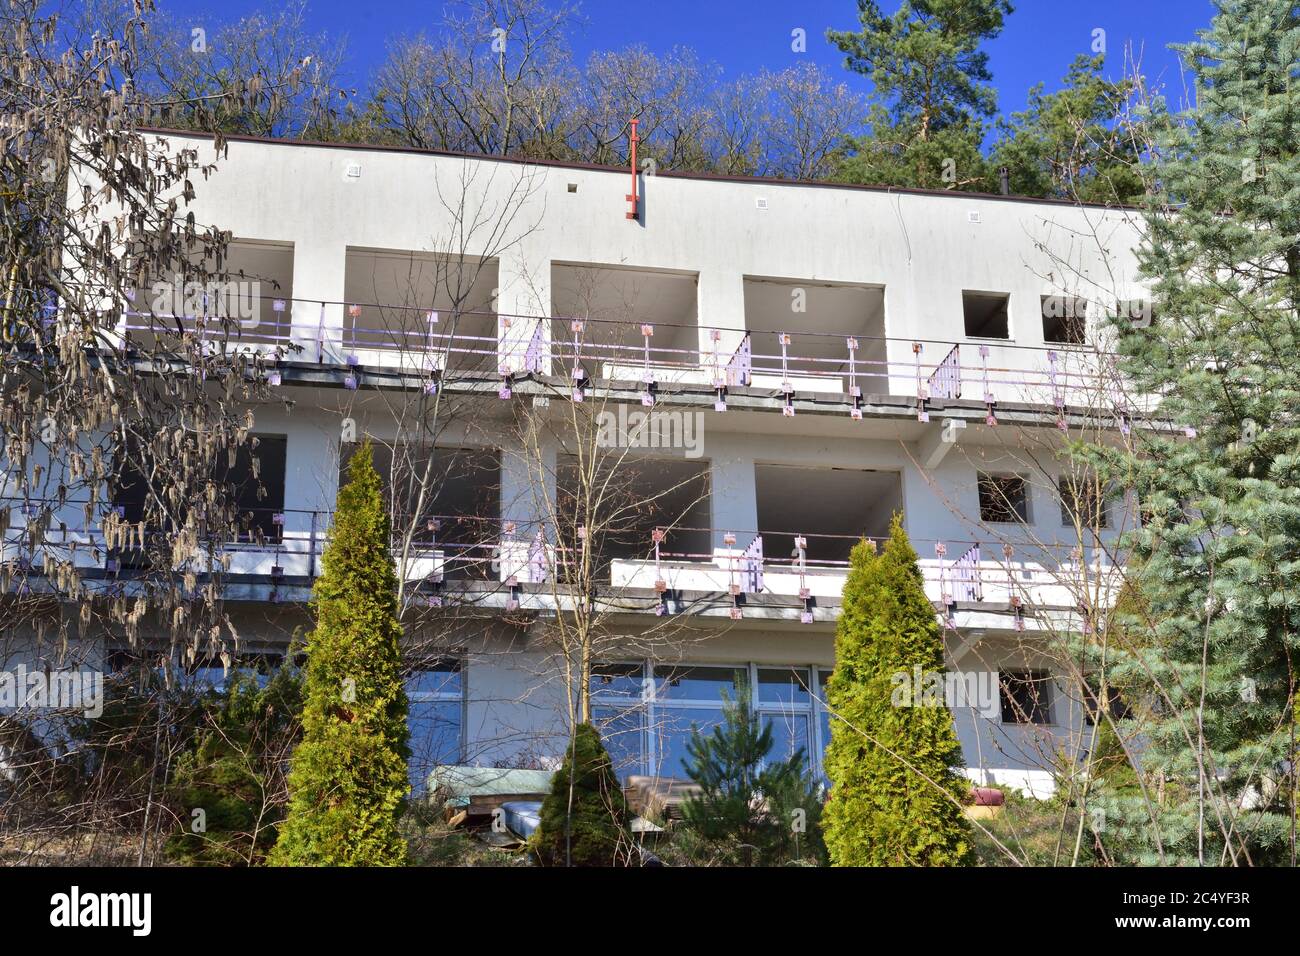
<box><xmin>109</xmin><ymin>650</ymin><xmax>465</xmax><ymax>792</ymax></box>
<box><xmin>590</xmin><ymin>661</ymin><xmax>834</xmax><ymax>784</ymax></box>
<box><xmin>406</xmin><ymin>660</ymin><xmax>464</xmax><ymax>793</ymax></box>
<box><xmin>106</xmin><ymin>648</ymin><xmax>289</xmax><ymax>692</ymax></box>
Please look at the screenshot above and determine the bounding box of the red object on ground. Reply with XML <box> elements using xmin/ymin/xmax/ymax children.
<box><xmin>970</xmin><ymin>787</ymin><xmax>1005</xmax><ymax>807</ymax></box>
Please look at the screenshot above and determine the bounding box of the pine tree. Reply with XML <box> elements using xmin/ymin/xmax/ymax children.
<box><xmin>822</xmin><ymin>516</ymin><xmax>973</xmax><ymax>866</ymax></box>
<box><xmin>1099</xmin><ymin>0</ymin><xmax>1300</xmax><ymax>866</ymax></box>
<box><xmin>270</xmin><ymin>441</ymin><xmax>410</xmax><ymax>866</ymax></box>
<box><xmin>680</xmin><ymin>690</ymin><xmax>826</xmax><ymax>866</ymax></box>
<box><xmin>828</xmin><ymin>0</ymin><xmax>1011</xmax><ymax>191</ymax></box>
<box><xmin>990</xmin><ymin>55</ymin><xmax>1145</xmax><ymax>203</ymax></box>
<box><xmin>535</xmin><ymin>723</ymin><xmax>633</xmax><ymax>867</ymax></box>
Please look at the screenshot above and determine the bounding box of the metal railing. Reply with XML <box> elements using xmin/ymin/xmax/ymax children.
<box><xmin>99</xmin><ymin>292</ymin><xmax>1136</xmax><ymax>418</ymax></box>
<box><xmin>2</xmin><ymin>497</ymin><xmax>1123</xmax><ymax>615</ymax></box>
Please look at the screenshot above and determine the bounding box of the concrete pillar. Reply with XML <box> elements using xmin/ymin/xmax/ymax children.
<box><xmin>497</xmin><ymin>248</ymin><xmax>551</xmax><ymax>375</ymax></box>
<box><xmin>697</xmin><ymin>270</ymin><xmax>746</xmax><ymax>379</ymax></box>
<box><xmin>499</xmin><ymin>433</ymin><xmax>555</xmax><ymax>535</ymax></box>
<box><xmin>290</xmin><ymin>238</ymin><xmax>346</xmax><ymax>362</ymax></box>
<box><xmin>709</xmin><ymin>441</ymin><xmax>758</xmax><ymax>549</ymax></box>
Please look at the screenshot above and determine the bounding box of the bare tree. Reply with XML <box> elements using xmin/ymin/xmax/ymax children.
<box><xmin>131</xmin><ymin>0</ymin><xmax>349</xmax><ymax>139</ymax></box>
<box><xmin>0</xmin><ymin>0</ymin><xmax>324</xmax><ymax>862</ymax></box>
<box><xmin>372</xmin><ymin>0</ymin><xmax>579</xmax><ymax>157</ymax></box>
<box><xmin>710</xmin><ymin>64</ymin><xmax>864</xmax><ymax>181</ymax></box>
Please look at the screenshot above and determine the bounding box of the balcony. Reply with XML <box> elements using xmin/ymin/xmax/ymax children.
<box><xmin>2</xmin><ymin>493</ymin><xmax>1119</xmax><ymax>623</ymax></box>
<box><xmin>610</xmin><ymin>528</ymin><xmax>1121</xmax><ymax>625</ymax></box>
<box><xmin>112</xmin><ymin>291</ymin><xmax>1135</xmax><ymax>421</ymax></box>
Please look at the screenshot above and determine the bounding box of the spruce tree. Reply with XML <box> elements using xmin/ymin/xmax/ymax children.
<box><xmin>270</xmin><ymin>441</ymin><xmax>410</xmax><ymax>866</ymax></box>
<box><xmin>680</xmin><ymin>690</ymin><xmax>826</xmax><ymax>866</ymax></box>
<box><xmin>535</xmin><ymin>723</ymin><xmax>633</xmax><ymax>867</ymax></box>
<box><xmin>822</xmin><ymin>516</ymin><xmax>973</xmax><ymax>866</ymax></box>
<box><xmin>1099</xmin><ymin>0</ymin><xmax>1300</xmax><ymax>865</ymax></box>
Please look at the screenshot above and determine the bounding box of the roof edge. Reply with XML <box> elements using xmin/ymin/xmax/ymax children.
<box><xmin>139</xmin><ymin>126</ymin><xmax>1143</xmax><ymax>214</ymax></box>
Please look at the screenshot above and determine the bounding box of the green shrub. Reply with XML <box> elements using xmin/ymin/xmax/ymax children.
<box><xmin>679</xmin><ymin>690</ymin><xmax>825</xmax><ymax>865</ymax></box>
<box><xmin>271</xmin><ymin>441</ymin><xmax>410</xmax><ymax>866</ymax></box>
<box><xmin>822</xmin><ymin>516</ymin><xmax>973</xmax><ymax>866</ymax></box>
<box><xmin>535</xmin><ymin>723</ymin><xmax>633</xmax><ymax>867</ymax></box>
<box><xmin>165</xmin><ymin>664</ymin><xmax>303</xmax><ymax>866</ymax></box>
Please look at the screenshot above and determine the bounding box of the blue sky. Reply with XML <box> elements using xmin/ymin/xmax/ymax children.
<box><xmin>158</xmin><ymin>0</ymin><xmax>1218</xmax><ymax>121</ymax></box>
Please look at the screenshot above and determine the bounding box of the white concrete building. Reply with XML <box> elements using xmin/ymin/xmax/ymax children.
<box><xmin>11</xmin><ymin>130</ymin><xmax>1154</xmax><ymax>798</ymax></box>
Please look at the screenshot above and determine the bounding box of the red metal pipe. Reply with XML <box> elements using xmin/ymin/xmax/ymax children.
<box><xmin>626</xmin><ymin>118</ymin><xmax>639</xmax><ymax>221</ymax></box>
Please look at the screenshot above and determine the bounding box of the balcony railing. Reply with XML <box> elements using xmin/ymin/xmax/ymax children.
<box><xmin>104</xmin><ymin>294</ymin><xmax>1139</xmax><ymax>419</ymax></box>
<box><xmin>0</xmin><ymin>499</ymin><xmax>1121</xmax><ymax>624</ymax></box>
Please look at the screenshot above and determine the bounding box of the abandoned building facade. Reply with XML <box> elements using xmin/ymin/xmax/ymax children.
<box><xmin>12</xmin><ymin>130</ymin><xmax>1151</xmax><ymax>798</ymax></box>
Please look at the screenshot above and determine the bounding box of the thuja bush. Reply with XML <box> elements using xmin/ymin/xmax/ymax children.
<box><xmin>271</xmin><ymin>442</ymin><xmax>410</xmax><ymax>866</ymax></box>
<box><xmin>822</xmin><ymin>516</ymin><xmax>973</xmax><ymax>866</ymax></box>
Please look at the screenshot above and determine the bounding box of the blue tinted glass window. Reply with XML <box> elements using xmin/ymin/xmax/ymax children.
<box><xmin>593</xmin><ymin>705</ymin><xmax>645</xmax><ymax>779</ymax></box>
<box><xmin>653</xmin><ymin>666</ymin><xmax>744</xmax><ymax>702</ymax></box>
<box><xmin>757</xmin><ymin>667</ymin><xmax>811</xmax><ymax>706</ymax></box>
<box><xmin>654</xmin><ymin>706</ymin><xmax>727</xmax><ymax>779</ymax></box>
<box><xmin>408</xmin><ymin>700</ymin><xmax>462</xmax><ymax>792</ymax></box>
<box><xmin>407</xmin><ymin>663</ymin><xmax>461</xmax><ymax>697</ymax></box>
<box><xmin>762</xmin><ymin>712</ymin><xmax>811</xmax><ymax>770</ymax></box>
<box><xmin>591</xmin><ymin>662</ymin><xmax>644</xmax><ymax>699</ymax></box>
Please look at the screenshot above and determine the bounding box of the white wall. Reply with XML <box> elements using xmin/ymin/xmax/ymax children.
<box><xmin>34</xmin><ymin>132</ymin><xmax>1152</xmax><ymax>794</ymax></box>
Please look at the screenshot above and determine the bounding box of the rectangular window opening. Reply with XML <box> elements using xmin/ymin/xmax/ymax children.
<box><xmin>978</xmin><ymin>473</ymin><xmax>1029</xmax><ymax>524</ymax></box>
<box><xmin>1041</xmin><ymin>295</ymin><xmax>1088</xmax><ymax>345</ymax></box>
<box><xmin>963</xmin><ymin>291</ymin><xmax>1010</xmax><ymax>339</ymax></box>
<box><xmin>1000</xmin><ymin>669</ymin><xmax>1052</xmax><ymax>724</ymax></box>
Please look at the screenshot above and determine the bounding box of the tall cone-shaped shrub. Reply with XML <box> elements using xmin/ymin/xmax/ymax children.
<box><xmin>823</xmin><ymin>516</ymin><xmax>973</xmax><ymax>866</ymax></box>
<box><xmin>535</xmin><ymin>723</ymin><xmax>633</xmax><ymax>867</ymax></box>
<box><xmin>271</xmin><ymin>441</ymin><xmax>410</xmax><ymax>865</ymax></box>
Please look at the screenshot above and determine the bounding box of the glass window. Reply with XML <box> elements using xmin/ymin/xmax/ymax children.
<box><xmin>406</xmin><ymin>661</ymin><xmax>463</xmax><ymax>792</ymax></box>
<box><xmin>654</xmin><ymin>706</ymin><xmax>727</xmax><ymax>780</ymax></box>
<box><xmin>407</xmin><ymin>700</ymin><xmax>463</xmax><ymax>792</ymax></box>
<box><xmin>179</xmin><ymin>655</ymin><xmax>278</xmax><ymax>692</ymax></box>
<box><xmin>762</xmin><ymin>712</ymin><xmax>811</xmax><ymax>769</ymax></box>
<box><xmin>653</xmin><ymin>665</ymin><xmax>744</xmax><ymax>702</ymax></box>
<box><xmin>406</xmin><ymin>664</ymin><xmax>462</xmax><ymax>697</ymax></box>
<box><xmin>817</xmin><ymin>669</ymin><xmax>833</xmax><ymax>789</ymax></box>
<box><xmin>757</xmin><ymin>667</ymin><xmax>811</xmax><ymax>706</ymax></box>
<box><xmin>590</xmin><ymin>662</ymin><xmax>644</xmax><ymax>699</ymax></box>
<box><xmin>593</xmin><ymin>705</ymin><xmax>645</xmax><ymax>779</ymax></box>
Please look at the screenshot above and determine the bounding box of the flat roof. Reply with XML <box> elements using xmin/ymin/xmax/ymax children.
<box><xmin>141</xmin><ymin>126</ymin><xmax>1142</xmax><ymax>213</ymax></box>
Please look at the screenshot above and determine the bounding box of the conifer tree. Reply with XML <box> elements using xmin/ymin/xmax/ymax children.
<box><xmin>990</xmin><ymin>54</ymin><xmax>1145</xmax><ymax>203</ymax></box>
<box><xmin>822</xmin><ymin>516</ymin><xmax>973</xmax><ymax>865</ymax></box>
<box><xmin>535</xmin><ymin>723</ymin><xmax>633</xmax><ymax>867</ymax></box>
<box><xmin>828</xmin><ymin>0</ymin><xmax>1011</xmax><ymax>190</ymax></box>
<box><xmin>270</xmin><ymin>441</ymin><xmax>410</xmax><ymax>866</ymax></box>
<box><xmin>166</xmin><ymin>665</ymin><xmax>304</xmax><ymax>866</ymax></box>
<box><xmin>680</xmin><ymin>690</ymin><xmax>826</xmax><ymax>866</ymax></box>
<box><xmin>1099</xmin><ymin>0</ymin><xmax>1300</xmax><ymax>865</ymax></box>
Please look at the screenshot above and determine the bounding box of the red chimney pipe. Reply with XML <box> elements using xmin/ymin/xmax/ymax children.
<box><xmin>625</xmin><ymin>118</ymin><xmax>639</xmax><ymax>221</ymax></box>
